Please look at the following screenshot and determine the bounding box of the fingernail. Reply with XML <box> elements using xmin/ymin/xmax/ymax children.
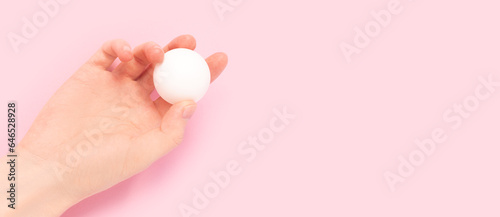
<box><xmin>182</xmin><ymin>104</ymin><xmax>197</xmax><ymax>119</ymax></box>
<box><xmin>123</xmin><ymin>45</ymin><xmax>131</xmax><ymax>53</ymax></box>
<box><xmin>154</xmin><ymin>45</ymin><xmax>163</xmax><ymax>53</ymax></box>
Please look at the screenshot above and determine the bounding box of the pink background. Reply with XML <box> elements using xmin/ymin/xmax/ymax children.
<box><xmin>2</xmin><ymin>0</ymin><xmax>500</xmax><ymax>216</ymax></box>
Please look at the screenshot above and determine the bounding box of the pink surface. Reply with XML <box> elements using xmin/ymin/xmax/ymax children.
<box><xmin>1</xmin><ymin>0</ymin><xmax>500</xmax><ymax>216</ymax></box>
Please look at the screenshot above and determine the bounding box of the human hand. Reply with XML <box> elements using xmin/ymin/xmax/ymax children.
<box><xmin>0</xmin><ymin>35</ymin><xmax>228</xmax><ymax>217</ymax></box>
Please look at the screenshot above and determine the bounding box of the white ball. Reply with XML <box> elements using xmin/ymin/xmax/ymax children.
<box><xmin>153</xmin><ymin>48</ymin><xmax>211</xmax><ymax>104</ymax></box>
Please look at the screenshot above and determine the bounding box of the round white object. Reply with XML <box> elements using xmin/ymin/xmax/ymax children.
<box><xmin>153</xmin><ymin>48</ymin><xmax>211</xmax><ymax>104</ymax></box>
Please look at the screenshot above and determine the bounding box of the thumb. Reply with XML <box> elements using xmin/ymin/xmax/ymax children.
<box><xmin>160</xmin><ymin>100</ymin><xmax>197</xmax><ymax>145</ymax></box>
<box><xmin>135</xmin><ymin>101</ymin><xmax>197</xmax><ymax>162</ymax></box>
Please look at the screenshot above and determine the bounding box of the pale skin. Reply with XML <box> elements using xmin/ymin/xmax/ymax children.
<box><xmin>0</xmin><ymin>35</ymin><xmax>228</xmax><ymax>217</ymax></box>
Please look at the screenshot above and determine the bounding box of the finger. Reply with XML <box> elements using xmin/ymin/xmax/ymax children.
<box><xmin>205</xmin><ymin>52</ymin><xmax>228</xmax><ymax>83</ymax></box>
<box><xmin>113</xmin><ymin>41</ymin><xmax>164</xmax><ymax>79</ymax></box>
<box><xmin>164</xmin><ymin>34</ymin><xmax>197</xmax><ymax>52</ymax></box>
<box><xmin>87</xmin><ymin>39</ymin><xmax>133</xmax><ymax>69</ymax></box>
<box><xmin>133</xmin><ymin>101</ymin><xmax>197</xmax><ymax>161</ymax></box>
<box><xmin>137</xmin><ymin>34</ymin><xmax>197</xmax><ymax>91</ymax></box>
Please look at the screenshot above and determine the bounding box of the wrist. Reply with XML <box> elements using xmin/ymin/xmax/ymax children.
<box><xmin>1</xmin><ymin>147</ymin><xmax>81</xmax><ymax>217</ymax></box>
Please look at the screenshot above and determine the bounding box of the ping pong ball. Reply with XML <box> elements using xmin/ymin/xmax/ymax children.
<box><xmin>153</xmin><ymin>48</ymin><xmax>210</xmax><ymax>104</ymax></box>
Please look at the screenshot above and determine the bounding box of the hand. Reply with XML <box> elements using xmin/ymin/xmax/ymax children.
<box><xmin>0</xmin><ymin>35</ymin><xmax>228</xmax><ymax>217</ymax></box>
